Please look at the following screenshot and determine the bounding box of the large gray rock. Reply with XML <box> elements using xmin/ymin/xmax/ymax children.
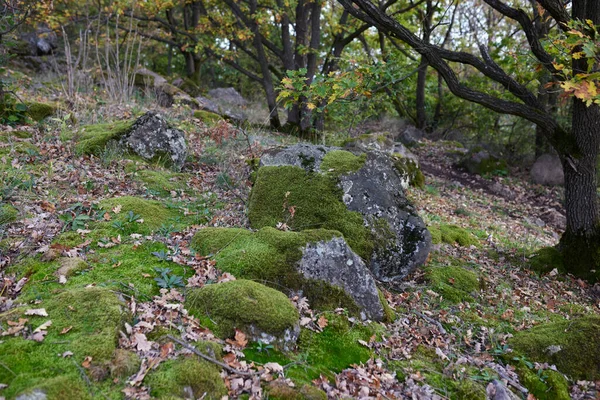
<box><xmin>299</xmin><ymin>237</ymin><xmax>384</xmax><ymax>321</ymax></box>
<box><xmin>457</xmin><ymin>147</ymin><xmax>507</xmax><ymax>175</ymax></box>
<box><xmin>530</xmin><ymin>154</ymin><xmax>564</xmax><ymax>186</ymax></box>
<box><xmin>208</xmin><ymin>87</ymin><xmax>248</xmax><ymax>106</ymax></box>
<box><xmin>254</xmin><ymin>144</ymin><xmax>431</xmax><ymax>282</ymax></box>
<box><xmin>134</xmin><ymin>68</ymin><xmax>198</xmax><ymax>109</ymax></box>
<box><xmin>397</xmin><ymin>125</ymin><xmax>424</xmax><ymax>147</ymax></box>
<box><xmin>120</xmin><ymin>112</ymin><xmax>187</xmax><ymax>171</ymax></box>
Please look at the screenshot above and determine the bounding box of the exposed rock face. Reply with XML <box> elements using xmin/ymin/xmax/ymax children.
<box><xmin>530</xmin><ymin>154</ymin><xmax>564</xmax><ymax>186</ymax></box>
<box><xmin>134</xmin><ymin>68</ymin><xmax>198</xmax><ymax>109</ymax></box>
<box><xmin>253</xmin><ymin>144</ymin><xmax>431</xmax><ymax>282</ymax></box>
<box><xmin>397</xmin><ymin>125</ymin><xmax>424</xmax><ymax>147</ymax></box>
<box><xmin>195</xmin><ymin>95</ymin><xmax>246</xmax><ymax>124</ymax></box>
<box><xmin>299</xmin><ymin>237</ymin><xmax>384</xmax><ymax>321</ymax></box>
<box><xmin>120</xmin><ymin>112</ymin><xmax>187</xmax><ymax>171</ymax></box>
<box><xmin>339</xmin><ymin>151</ymin><xmax>431</xmax><ymax>280</ymax></box>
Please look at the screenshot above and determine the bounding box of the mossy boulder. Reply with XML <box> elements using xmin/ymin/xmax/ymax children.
<box><xmin>426</xmin><ymin>265</ymin><xmax>479</xmax><ymax>303</ymax></box>
<box><xmin>510</xmin><ymin>315</ymin><xmax>600</xmax><ymax>380</ymax></box>
<box><xmin>190</xmin><ymin>227</ymin><xmax>386</xmax><ymax>320</ymax></box>
<box><xmin>193</xmin><ymin>110</ymin><xmax>222</xmax><ymax>125</ymax></box>
<box><xmin>145</xmin><ymin>357</ymin><xmax>227</xmax><ymax>399</ymax></box>
<box><xmin>186</xmin><ymin>280</ymin><xmax>300</xmax><ymax>349</ymax></box>
<box><xmin>429</xmin><ymin>224</ymin><xmax>479</xmax><ymax>247</ymax></box>
<box><xmin>516</xmin><ymin>364</ymin><xmax>569</xmax><ymax>400</ymax></box>
<box><xmin>0</xmin><ymin>203</ymin><xmax>18</xmax><ymax>225</ymax></box>
<box><xmin>25</xmin><ymin>102</ymin><xmax>55</xmax><ymax>121</ymax></box>
<box><xmin>250</xmin><ymin>144</ymin><xmax>431</xmax><ymax>282</ymax></box>
<box><xmin>392</xmin><ymin>154</ymin><xmax>425</xmax><ymax>189</ymax></box>
<box><xmin>75</xmin><ymin>120</ymin><xmax>134</xmax><ymax>155</ymax></box>
<box><xmin>457</xmin><ymin>146</ymin><xmax>507</xmax><ymax>176</ymax></box>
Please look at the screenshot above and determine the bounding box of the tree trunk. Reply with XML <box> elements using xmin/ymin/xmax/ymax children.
<box><xmin>559</xmin><ymin>100</ymin><xmax>600</xmax><ymax>279</ymax></box>
<box><xmin>416</xmin><ymin>57</ymin><xmax>428</xmax><ymax>130</ymax></box>
<box><xmin>558</xmin><ymin>0</ymin><xmax>600</xmax><ymax>280</ymax></box>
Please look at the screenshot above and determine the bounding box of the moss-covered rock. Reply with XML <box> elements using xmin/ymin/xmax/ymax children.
<box><xmin>429</xmin><ymin>224</ymin><xmax>479</xmax><ymax>247</ymax></box>
<box><xmin>0</xmin><ymin>287</ymin><xmax>126</xmax><ymax>398</ymax></box>
<box><xmin>458</xmin><ymin>147</ymin><xmax>507</xmax><ymax>176</ymax></box>
<box><xmin>98</xmin><ymin>196</ymin><xmax>180</xmax><ymax>232</ymax></box>
<box><xmin>510</xmin><ymin>315</ymin><xmax>600</xmax><ymax>380</ymax></box>
<box><xmin>0</xmin><ymin>203</ymin><xmax>18</xmax><ymax>225</ymax></box>
<box><xmin>145</xmin><ymin>357</ymin><xmax>227</xmax><ymax>399</ymax></box>
<box><xmin>529</xmin><ymin>246</ymin><xmax>564</xmax><ymax>275</ymax></box>
<box><xmin>186</xmin><ymin>280</ymin><xmax>299</xmax><ymax>346</ymax></box>
<box><xmin>25</xmin><ymin>102</ymin><xmax>55</xmax><ymax>122</ymax></box>
<box><xmin>320</xmin><ymin>150</ymin><xmax>366</xmax><ymax>176</ymax></box>
<box><xmin>248</xmin><ymin>166</ymin><xmax>373</xmax><ymax>259</ymax></box>
<box><xmin>392</xmin><ymin>155</ymin><xmax>425</xmax><ymax>189</ymax></box>
<box><xmin>191</xmin><ymin>227</ymin><xmax>378</xmax><ymax>315</ymax></box>
<box><xmin>426</xmin><ymin>265</ymin><xmax>479</xmax><ymax>303</ymax></box>
<box><xmin>75</xmin><ymin>120</ymin><xmax>133</xmax><ymax>155</ymax></box>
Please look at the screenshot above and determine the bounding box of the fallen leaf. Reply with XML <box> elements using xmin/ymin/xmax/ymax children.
<box><xmin>30</xmin><ymin>331</ymin><xmax>47</xmax><ymax>342</ymax></box>
<box><xmin>134</xmin><ymin>333</ymin><xmax>153</xmax><ymax>352</ymax></box>
<box><xmin>25</xmin><ymin>308</ymin><xmax>48</xmax><ymax>317</ymax></box>
<box><xmin>317</xmin><ymin>315</ymin><xmax>328</xmax><ymax>329</ymax></box>
<box><xmin>34</xmin><ymin>320</ymin><xmax>52</xmax><ymax>333</ymax></box>
<box><xmin>60</xmin><ymin>326</ymin><xmax>73</xmax><ymax>334</ymax></box>
<box><xmin>82</xmin><ymin>356</ymin><xmax>93</xmax><ymax>369</ymax></box>
<box><xmin>62</xmin><ymin>351</ymin><xmax>73</xmax><ymax>358</ymax></box>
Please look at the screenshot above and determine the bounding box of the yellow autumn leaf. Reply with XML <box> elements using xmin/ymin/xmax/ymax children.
<box><xmin>307</xmin><ymin>102</ymin><xmax>316</xmax><ymax>110</ymax></box>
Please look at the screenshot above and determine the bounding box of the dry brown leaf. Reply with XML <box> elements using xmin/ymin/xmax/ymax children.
<box><xmin>317</xmin><ymin>315</ymin><xmax>328</xmax><ymax>329</ymax></box>
<box><xmin>82</xmin><ymin>356</ymin><xmax>93</xmax><ymax>369</ymax></box>
<box><xmin>25</xmin><ymin>308</ymin><xmax>48</xmax><ymax>317</ymax></box>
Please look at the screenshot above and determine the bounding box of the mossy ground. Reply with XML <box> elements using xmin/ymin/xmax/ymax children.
<box><xmin>186</xmin><ymin>279</ymin><xmax>299</xmax><ymax>339</ymax></box>
<box><xmin>0</xmin><ymin>287</ymin><xmax>127</xmax><ymax>399</ymax></box>
<box><xmin>190</xmin><ymin>227</ymin><xmax>362</xmax><ymax>313</ymax></box>
<box><xmin>248</xmin><ymin>166</ymin><xmax>373</xmax><ymax>259</ymax></box>
<box><xmin>515</xmin><ymin>363</ymin><xmax>570</xmax><ymax>400</ymax></box>
<box><xmin>74</xmin><ymin>120</ymin><xmax>134</xmax><ymax>155</ymax></box>
<box><xmin>193</xmin><ymin>110</ymin><xmax>222</xmax><ymax>125</ymax></box>
<box><xmin>528</xmin><ymin>246</ymin><xmax>564</xmax><ymax>275</ymax></box>
<box><xmin>510</xmin><ymin>315</ymin><xmax>600</xmax><ymax>380</ymax></box>
<box><xmin>429</xmin><ymin>224</ymin><xmax>479</xmax><ymax>247</ymax></box>
<box><xmin>132</xmin><ymin>168</ymin><xmax>190</xmax><ymax>196</ymax></box>
<box><xmin>144</xmin><ymin>357</ymin><xmax>227</xmax><ymax>399</ymax></box>
<box><xmin>425</xmin><ymin>265</ymin><xmax>479</xmax><ymax>303</ymax></box>
<box><xmin>0</xmin><ymin>203</ymin><xmax>18</xmax><ymax>225</ymax></box>
<box><xmin>390</xmin><ymin>346</ymin><xmax>487</xmax><ymax>399</ymax></box>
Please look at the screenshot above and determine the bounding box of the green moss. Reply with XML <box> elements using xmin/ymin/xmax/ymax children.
<box><xmin>135</xmin><ymin>169</ymin><xmax>189</xmax><ymax>195</ymax></box>
<box><xmin>267</xmin><ymin>381</ymin><xmax>327</xmax><ymax>400</ymax></box>
<box><xmin>145</xmin><ymin>357</ymin><xmax>227</xmax><ymax>399</ymax></box>
<box><xmin>393</xmin><ymin>155</ymin><xmax>425</xmax><ymax>189</ymax></box>
<box><xmin>75</xmin><ymin>120</ymin><xmax>133</xmax><ymax>155</ymax></box>
<box><xmin>52</xmin><ymin>231</ymin><xmax>86</xmax><ymax>248</ymax></box>
<box><xmin>510</xmin><ymin>315</ymin><xmax>600</xmax><ymax>380</ymax></box>
<box><xmin>190</xmin><ymin>227</ymin><xmax>360</xmax><ymax>313</ymax></box>
<box><xmin>0</xmin><ymin>203</ymin><xmax>18</xmax><ymax>225</ymax></box>
<box><xmin>0</xmin><ymin>287</ymin><xmax>126</xmax><ymax>398</ymax></box>
<box><xmin>186</xmin><ymin>279</ymin><xmax>298</xmax><ymax>339</ymax></box>
<box><xmin>248</xmin><ymin>166</ymin><xmax>373</xmax><ymax>259</ymax></box>
<box><xmin>295</xmin><ymin>313</ymin><xmax>375</xmax><ymax>380</ymax></box>
<box><xmin>516</xmin><ymin>364</ymin><xmax>569</xmax><ymax>400</ymax></box>
<box><xmin>320</xmin><ymin>150</ymin><xmax>366</xmax><ymax>176</ymax></box>
<box><xmin>429</xmin><ymin>224</ymin><xmax>479</xmax><ymax>247</ymax></box>
<box><xmin>378</xmin><ymin>289</ymin><xmax>395</xmax><ymax>322</ymax></box>
<box><xmin>529</xmin><ymin>246</ymin><xmax>564</xmax><ymax>275</ymax></box>
<box><xmin>193</xmin><ymin>110</ymin><xmax>222</xmax><ymax>125</ymax></box>
<box><xmin>11</xmin><ymin>130</ymin><xmax>33</xmax><ymax>138</ymax></box>
<box><xmin>98</xmin><ymin>196</ymin><xmax>180</xmax><ymax>232</ymax></box>
<box><xmin>426</xmin><ymin>265</ymin><xmax>479</xmax><ymax>303</ymax></box>
<box><xmin>25</xmin><ymin>102</ymin><xmax>55</xmax><ymax>121</ymax></box>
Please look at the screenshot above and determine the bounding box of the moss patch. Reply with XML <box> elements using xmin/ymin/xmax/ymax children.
<box><xmin>186</xmin><ymin>279</ymin><xmax>299</xmax><ymax>339</ymax></box>
<box><xmin>193</xmin><ymin>110</ymin><xmax>222</xmax><ymax>125</ymax></box>
<box><xmin>429</xmin><ymin>224</ymin><xmax>479</xmax><ymax>247</ymax></box>
<box><xmin>135</xmin><ymin>169</ymin><xmax>190</xmax><ymax>195</ymax></box>
<box><xmin>529</xmin><ymin>246</ymin><xmax>564</xmax><ymax>275</ymax></box>
<box><xmin>0</xmin><ymin>203</ymin><xmax>18</xmax><ymax>225</ymax></box>
<box><xmin>25</xmin><ymin>102</ymin><xmax>55</xmax><ymax>121</ymax></box>
<box><xmin>75</xmin><ymin>120</ymin><xmax>133</xmax><ymax>155</ymax></box>
<box><xmin>320</xmin><ymin>150</ymin><xmax>366</xmax><ymax>177</ymax></box>
<box><xmin>145</xmin><ymin>357</ymin><xmax>227</xmax><ymax>399</ymax></box>
<box><xmin>426</xmin><ymin>265</ymin><xmax>479</xmax><ymax>303</ymax></box>
<box><xmin>516</xmin><ymin>363</ymin><xmax>569</xmax><ymax>400</ymax></box>
<box><xmin>510</xmin><ymin>315</ymin><xmax>600</xmax><ymax>380</ymax></box>
<box><xmin>248</xmin><ymin>166</ymin><xmax>372</xmax><ymax>259</ymax></box>
<box><xmin>0</xmin><ymin>287</ymin><xmax>126</xmax><ymax>398</ymax></box>
<box><xmin>98</xmin><ymin>196</ymin><xmax>181</xmax><ymax>232</ymax></box>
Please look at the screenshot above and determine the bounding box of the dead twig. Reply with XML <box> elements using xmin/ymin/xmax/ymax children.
<box><xmin>166</xmin><ymin>334</ymin><xmax>256</xmax><ymax>376</ymax></box>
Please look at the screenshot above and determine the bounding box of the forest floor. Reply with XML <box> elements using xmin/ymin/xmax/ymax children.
<box><xmin>1</xmin><ymin>76</ymin><xmax>600</xmax><ymax>399</ymax></box>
